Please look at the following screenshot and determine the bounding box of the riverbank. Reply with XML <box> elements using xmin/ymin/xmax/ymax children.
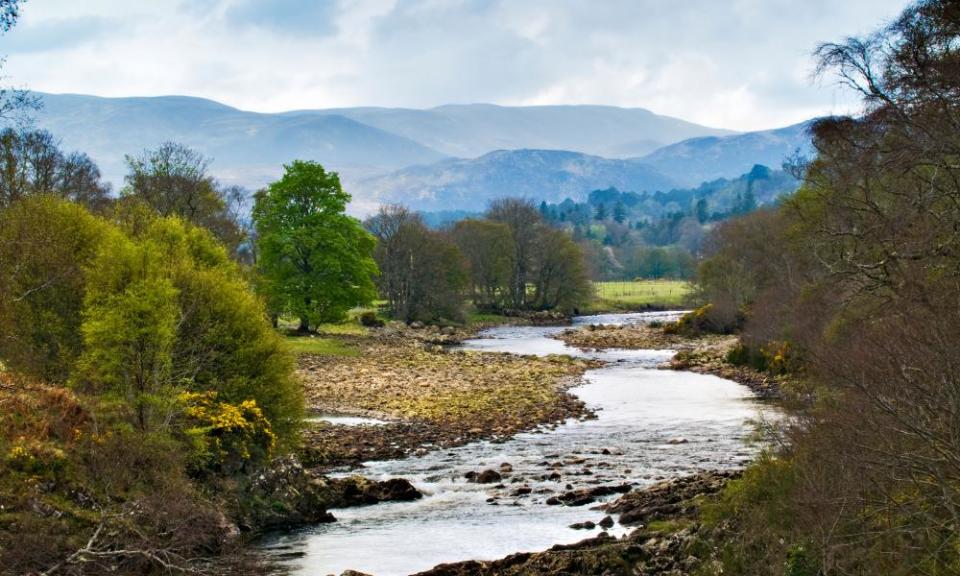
<box><xmin>297</xmin><ymin>332</ymin><xmax>596</xmax><ymax>471</ymax></box>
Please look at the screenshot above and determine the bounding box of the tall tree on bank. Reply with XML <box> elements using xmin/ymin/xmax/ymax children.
<box><xmin>486</xmin><ymin>198</ymin><xmax>543</xmax><ymax>309</ymax></box>
<box><xmin>451</xmin><ymin>218</ymin><xmax>515</xmax><ymax>311</ymax></box>
<box><xmin>365</xmin><ymin>205</ymin><xmax>468</xmax><ymax>323</ymax></box>
<box><xmin>253</xmin><ymin>161</ymin><xmax>377</xmax><ymax>331</ymax></box>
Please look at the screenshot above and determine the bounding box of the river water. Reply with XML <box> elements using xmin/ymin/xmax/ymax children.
<box><xmin>261</xmin><ymin>311</ymin><xmax>770</xmax><ymax>576</ymax></box>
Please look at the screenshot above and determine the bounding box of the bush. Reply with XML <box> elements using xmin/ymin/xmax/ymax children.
<box><xmin>359</xmin><ymin>310</ymin><xmax>385</xmax><ymax>328</ymax></box>
<box><xmin>664</xmin><ymin>304</ymin><xmax>738</xmax><ymax>336</ymax></box>
<box><xmin>0</xmin><ymin>195</ymin><xmax>110</xmax><ymax>381</ymax></box>
<box><xmin>179</xmin><ymin>391</ymin><xmax>276</xmax><ymax>475</ymax></box>
<box><xmin>726</xmin><ymin>341</ymin><xmax>796</xmax><ymax>376</ymax></box>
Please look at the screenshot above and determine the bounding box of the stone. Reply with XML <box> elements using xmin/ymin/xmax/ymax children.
<box><xmin>470</xmin><ymin>469</ymin><xmax>502</xmax><ymax>484</ymax></box>
<box><xmin>569</xmin><ymin>521</ymin><xmax>596</xmax><ymax>530</ymax></box>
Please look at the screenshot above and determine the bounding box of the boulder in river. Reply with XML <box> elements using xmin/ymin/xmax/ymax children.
<box><xmin>569</xmin><ymin>521</ymin><xmax>596</xmax><ymax>530</ymax></box>
<box><xmin>332</xmin><ymin>476</ymin><xmax>423</xmax><ymax>506</ymax></box>
<box><xmin>469</xmin><ymin>469</ymin><xmax>502</xmax><ymax>484</ymax></box>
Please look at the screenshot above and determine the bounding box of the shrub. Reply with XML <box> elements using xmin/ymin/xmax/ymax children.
<box><xmin>359</xmin><ymin>310</ymin><xmax>385</xmax><ymax>328</ymax></box>
<box><xmin>179</xmin><ymin>391</ymin><xmax>276</xmax><ymax>475</ymax></box>
<box><xmin>0</xmin><ymin>195</ymin><xmax>110</xmax><ymax>382</ymax></box>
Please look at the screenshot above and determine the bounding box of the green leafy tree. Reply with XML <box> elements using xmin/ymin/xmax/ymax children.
<box><xmin>253</xmin><ymin>161</ymin><xmax>377</xmax><ymax>330</ymax></box>
<box><xmin>531</xmin><ymin>227</ymin><xmax>592</xmax><ymax>312</ymax></box>
<box><xmin>0</xmin><ymin>195</ymin><xmax>110</xmax><ymax>381</ymax></box>
<box><xmin>594</xmin><ymin>202</ymin><xmax>607</xmax><ymax>221</ymax></box>
<box><xmin>74</xmin><ymin>211</ymin><xmax>302</xmax><ymax>441</ymax></box>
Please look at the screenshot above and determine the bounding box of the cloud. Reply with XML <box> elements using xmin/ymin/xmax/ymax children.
<box><xmin>1</xmin><ymin>15</ymin><xmax>114</xmax><ymax>53</ymax></box>
<box><xmin>2</xmin><ymin>0</ymin><xmax>911</xmax><ymax>131</ymax></box>
<box><xmin>224</xmin><ymin>0</ymin><xmax>340</xmax><ymax>36</ymax></box>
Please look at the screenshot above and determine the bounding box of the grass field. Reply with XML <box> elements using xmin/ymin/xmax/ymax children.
<box><xmin>589</xmin><ymin>280</ymin><xmax>692</xmax><ymax>310</ymax></box>
<box><xmin>285</xmin><ymin>335</ymin><xmax>359</xmax><ymax>357</ymax></box>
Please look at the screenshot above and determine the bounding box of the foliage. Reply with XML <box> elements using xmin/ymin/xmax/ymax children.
<box><xmin>366</xmin><ymin>205</ymin><xmax>468</xmax><ymax>323</ymax></box>
<box><xmin>0</xmin><ymin>375</ymin><xmax>232</xmax><ymax>575</ymax></box>
<box><xmin>696</xmin><ymin>2</ymin><xmax>960</xmax><ymax>573</ymax></box>
<box><xmin>487</xmin><ymin>198</ymin><xmax>592</xmax><ymax>312</ymax></box>
<box><xmin>254</xmin><ymin>160</ymin><xmax>378</xmax><ymax>330</ymax></box>
<box><xmin>0</xmin><ymin>195</ymin><xmax>110</xmax><ymax>382</ymax></box>
<box><xmin>663</xmin><ymin>304</ymin><xmax>738</xmax><ymax>336</ymax></box>
<box><xmin>451</xmin><ymin>218</ymin><xmax>515</xmax><ymax>311</ymax></box>
<box><xmin>122</xmin><ymin>142</ymin><xmax>250</xmax><ymax>260</ymax></box>
<box><xmin>178</xmin><ymin>391</ymin><xmax>276</xmax><ymax>474</ymax></box>
<box><xmin>633</xmin><ymin>245</ymin><xmax>696</xmax><ymax>280</ymax></box>
<box><xmin>530</xmin><ymin>226</ymin><xmax>592</xmax><ymax>312</ymax></box>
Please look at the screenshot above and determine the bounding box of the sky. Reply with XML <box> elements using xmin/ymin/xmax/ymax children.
<box><xmin>2</xmin><ymin>0</ymin><xmax>912</xmax><ymax>132</ymax></box>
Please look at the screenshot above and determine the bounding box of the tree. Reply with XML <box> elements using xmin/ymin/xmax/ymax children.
<box><xmin>694</xmin><ymin>198</ymin><xmax>709</xmax><ymax>223</ymax></box>
<box><xmin>0</xmin><ymin>195</ymin><xmax>110</xmax><ymax>381</ymax></box>
<box><xmin>450</xmin><ymin>219</ymin><xmax>515</xmax><ymax>310</ymax></box>
<box><xmin>0</xmin><ymin>128</ymin><xmax>111</xmax><ymax>211</ymax></box>
<box><xmin>122</xmin><ymin>142</ymin><xmax>247</xmax><ymax>258</ymax></box>
<box><xmin>594</xmin><ymin>202</ymin><xmax>607</xmax><ymax>221</ymax></box>
<box><xmin>486</xmin><ymin>198</ymin><xmax>542</xmax><ymax>309</ymax></box>
<box><xmin>530</xmin><ymin>227</ymin><xmax>592</xmax><ymax>312</ymax></box>
<box><xmin>365</xmin><ymin>205</ymin><xmax>467</xmax><ymax>323</ymax></box>
<box><xmin>253</xmin><ymin>161</ymin><xmax>377</xmax><ymax>330</ymax></box>
<box><xmin>613</xmin><ymin>201</ymin><xmax>627</xmax><ymax>224</ymax></box>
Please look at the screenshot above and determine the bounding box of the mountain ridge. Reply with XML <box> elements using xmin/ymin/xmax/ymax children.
<box><xmin>28</xmin><ymin>92</ymin><xmax>814</xmax><ymax>212</ymax></box>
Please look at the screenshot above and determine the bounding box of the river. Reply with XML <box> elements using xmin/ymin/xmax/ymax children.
<box><xmin>261</xmin><ymin>311</ymin><xmax>770</xmax><ymax>576</ymax></box>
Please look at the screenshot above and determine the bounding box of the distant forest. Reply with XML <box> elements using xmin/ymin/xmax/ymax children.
<box><xmin>422</xmin><ymin>164</ymin><xmax>799</xmax><ymax>282</ymax></box>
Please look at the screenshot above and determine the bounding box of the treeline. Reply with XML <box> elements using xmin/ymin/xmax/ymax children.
<box><xmin>529</xmin><ymin>165</ymin><xmax>797</xmax><ymax>282</ymax></box>
<box><xmin>365</xmin><ymin>198</ymin><xmax>592</xmax><ymax>324</ymax></box>
<box><xmin>694</xmin><ymin>2</ymin><xmax>960</xmax><ymax>573</ymax></box>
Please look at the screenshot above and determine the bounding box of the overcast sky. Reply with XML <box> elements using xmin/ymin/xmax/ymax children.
<box><xmin>3</xmin><ymin>0</ymin><xmax>911</xmax><ymax>131</ymax></box>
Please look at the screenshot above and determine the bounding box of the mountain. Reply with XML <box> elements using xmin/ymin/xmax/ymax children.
<box><xmin>357</xmin><ymin>149</ymin><xmax>680</xmax><ymax>212</ymax></box>
<box><xmin>29</xmin><ymin>93</ymin><xmax>815</xmax><ymax>213</ymax></box>
<box><xmin>31</xmin><ymin>94</ymin><xmax>733</xmax><ymax>193</ymax></box>
<box><xmin>32</xmin><ymin>93</ymin><xmax>448</xmax><ymax>190</ymax></box>
<box><xmin>303</xmin><ymin>103</ymin><xmax>734</xmax><ymax>159</ymax></box>
<box><xmin>639</xmin><ymin>121</ymin><xmax>815</xmax><ymax>186</ymax></box>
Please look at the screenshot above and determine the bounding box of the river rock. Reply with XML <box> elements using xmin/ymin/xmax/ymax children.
<box><xmin>467</xmin><ymin>469</ymin><xmax>502</xmax><ymax>484</ymax></box>
<box><xmin>569</xmin><ymin>521</ymin><xmax>596</xmax><ymax>530</ymax></box>
<box><xmin>329</xmin><ymin>476</ymin><xmax>423</xmax><ymax>507</ymax></box>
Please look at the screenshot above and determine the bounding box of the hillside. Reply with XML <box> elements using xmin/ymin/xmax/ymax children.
<box><xmin>30</xmin><ymin>93</ymin><xmax>814</xmax><ymax>212</ymax></box>
<box><xmin>308</xmin><ymin>103</ymin><xmax>734</xmax><ymax>159</ymax></box>
<box><xmin>640</xmin><ymin>121</ymin><xmax>815</xmax><ymax>185</ymax></box>
<box><xmin>33</xmin><ymin>93</ymin><xmax>449</xmax><ymax>189</ymax></box>
<box><xmin>357</xmin><ymin>149</ymin><xmax>680</xmax><ymax>212</ymax></box>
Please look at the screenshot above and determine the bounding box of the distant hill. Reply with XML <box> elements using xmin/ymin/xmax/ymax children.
<box><xmin>33</xmin><ymin>93</ymin><xmax>448</xmax><ymax>191</ymax></box>
<box><xmin>31</xmin><ymin>93</ymin><xmax>733</xmax><ymax>192</ymax></box>
<box><xmin>28</xmin><ymin>93</ymin><xmax>815</xmax><ymax>213</ymax></box>
<box><xmin>640</xmin><ymin>121</ymin><xmax>815</xmax><ymax>186</ymax></box>
<box><xmin>305</xmin><ymin>103</ymin><xmax>734</xmax><ymax>159</ymax></box>
<box><xmin>357</xmin><ymin>149</ymin><xmax>680</xmax><ymax>212</ymax></box>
